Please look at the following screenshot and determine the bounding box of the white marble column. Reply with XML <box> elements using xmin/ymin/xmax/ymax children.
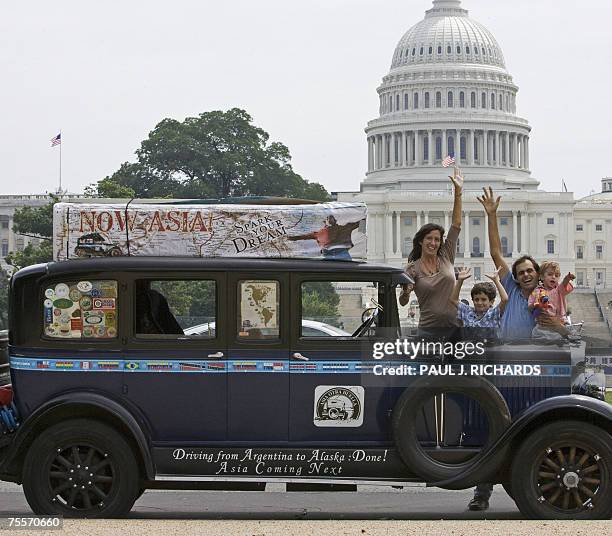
<box><xmin>442</xmin><ymin>129</ymin><xmax>448</xmax><ymax>159</ymax></box>
<box><xmin>512</xmin><ymin>210</ymin><xmax>519</xmax><ymax>256</ymax></box>
<box><xmin>390</xmin><ymin>133</ymin><xmax>397</xmax><ymax>167</ymax></box>
<box><xmin>513</xmin><ymin>134</ymin><xmax>519</xmax><ymax>169</ymax></box>
<box><xmin>444</xmin><ymin>211</ymin><xmax>450</xmax><ymax>232</ymax></box>
<box><xmin>366</xmin><ymin>213</ymin><xmax>376</xmax><ymax>256</ymax></box>
<box><xmin>367</xmin><ymin>138</ymin><xmax>372</xmax><ymax>171</ymax></box>
<box><xmin>7</xmin><ymin>216</ymin><xmax>15</xmax><ymax>253</ymax></box>
<box><xmin>395</xmin><ymin>211</ymin><xmax>402</xmax><ymax>256</ymax></box>
<box><xmin>468</xmin><ymin>129</ymin><xmax>474</xmax><ymax>165</ymax></box>
<box><xmin>483</xmin><ymin>130</ymin><xmax>489</xmax><ymax>166</ymax></box>
<box><xmin>464</xmin><ymin>211</ymin><xmax>471</xmax><ymax>258</ymax></box>
<box><xmin>428</xmin><ymin>130</ymin><xmax>434</xmax><ymax>165</ymax></box>
<box><xmin>400</xmin><ymin>132</ymin><xmax>405</xmax><ymax>166</ymax></box>
<box><xmin>424</xmin><ymin>211</ymin><xmax>429</xmax><ymax>225</ymax></box>
<box><xmin>505</xmin><ymin>132</ymin><xmax>510</xmax><ymax>168</ymax></box>
<box><xmin>520</xmin><ymin>135</ymin><xmax>526</xmax><ymax>170</ymax></box>
<box><xmin>520</xmin><ymin>210</ymin><xmax>528</xmax><ymax>254</ymax></box>
<box><xmin>416</xmin><ymin>211</ymin><xmax>422</xmax><ymax>230</ymax></box>
<box><xmin>525</xmin><ymin>137</ymin><xmax>530</xmax><ymax>170</ymax></box>
<box><xmin>385</xmin><ymin>212</ymin><xmax>394</xmax><ymax>258</ymax></box>
<box><xmin>495</xmin><ymin>131</ymin><xmax>500</xmax><ymax>167</ymax></box>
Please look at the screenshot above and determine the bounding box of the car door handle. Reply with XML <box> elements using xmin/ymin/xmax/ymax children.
<box><xmin>292</xmin><ymin>352</ymin><xmax>309</xmax><ymax>361</ymax></box>
<box><xmin>208</xmin><ymin>352</ymin><xmax>224</xmax><ymax>359</ymax></box>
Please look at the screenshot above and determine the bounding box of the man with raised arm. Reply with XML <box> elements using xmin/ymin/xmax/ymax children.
<box><xmin>476</xmin><ymin>187</ymin><xmax>566</xmax><ymax>340</ymax></box>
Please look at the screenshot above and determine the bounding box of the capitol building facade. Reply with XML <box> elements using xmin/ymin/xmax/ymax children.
<box><xmin>338</xmin><ymin>0</ymin><xmax>612</xmax><ymax>293</ymax></box>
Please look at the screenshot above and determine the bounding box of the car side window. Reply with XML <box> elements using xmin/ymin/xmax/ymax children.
<box><xmin>135</xmin><ymin>280</ymin><xmax>216</xmax><ymax>338</ymax></box>
<box><xmin>300</xmin><ymin>281</ymin><xmax>384</xmax><ymax>337</ymax></box>
<box><xmin>237</xmin><ymin>280</ymin><xmax>280</xmax><ymax>340</ymax></box>
<box><xmin>43</xmin><ymin>280</ymin><xmax>118</xmax><ymax>339</ymax></box>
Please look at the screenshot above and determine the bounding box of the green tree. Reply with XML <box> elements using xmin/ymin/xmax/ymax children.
<box><xmin>301</xmin><ymin>282</ymin><xmax>341</xmax><ymax>328</ymax></box>
<box><xmin>92</xmin><ymin>108</ymin><xmax>330</xmax><ymax>201</ymax></box>
<box><xmin>6</xmin><ymin>242</ymin><xmax>53</xmax><ymax>270</ymax></box>
<box><xmin>7</xmin><ymin>195</ymin><xmax>56</xmax><ymax>270</ymax></box>
<box><xmin>84</xmin><ymin>177</ymin><xmax>136</xmax><ymax>198</ymax></box>
<box><xmin>0</xmin><ymin>273</ymin><xmax>8</xmax><ymax>330</ymax></box>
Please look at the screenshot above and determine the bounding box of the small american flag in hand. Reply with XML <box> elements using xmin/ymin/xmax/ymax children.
<box><xmin>442</xmin><ymin>155</ymin><xmax>455</xmax><ymax>168</ymax></box>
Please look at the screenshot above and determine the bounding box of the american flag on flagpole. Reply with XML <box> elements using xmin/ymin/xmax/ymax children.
<box><xmin>442</xmin><ymin>155</ymin><xmax>455</xmax><ymax>168</ymax></box>
<box><xmin>50</xmin><ymin>133</ymin><xmax>61</xmax><ymax>147</ymax></box>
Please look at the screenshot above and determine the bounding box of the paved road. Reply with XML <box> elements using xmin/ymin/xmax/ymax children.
<box><xmin>1</xmin><ymin>480</ymin><xmax>519</xmax><ymax>519</ymax></box>
<box><xmin>3</xmin><ymin>482</ymin><xmax>610</xmax><ymax>536</ymax></box>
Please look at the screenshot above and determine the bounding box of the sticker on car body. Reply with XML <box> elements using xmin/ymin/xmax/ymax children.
<box><xmin>313</xmin><ymin>385</ymin><xmax>364</xmax><ymax>427</ymax></box>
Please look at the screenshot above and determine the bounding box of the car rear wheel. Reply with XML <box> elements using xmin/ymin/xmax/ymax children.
<box><xmin>22</xmin><ymin>419</ymin><xmax>140</xmax><ymax>518</ymax></box>
<box><xmin>511</xmin><ymin>421</ymin><xmax>612</xmax><ymax>519</ymax></box>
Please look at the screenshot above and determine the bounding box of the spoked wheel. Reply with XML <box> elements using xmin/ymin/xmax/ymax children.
<box><xmin>23</xmin><ymin>420</ymin><xmax>140</xmax><ymax>518</ymax></box>
<box><xmin>48</xmin><ymin>444</ymin><xmax>116</xmax><ymax>511</ymax></box>
<box><xmin>511</xmin><ymin>421</ymin><xmax>612</xmax><ymax>519</ymax></box>
<box><xmin>537</xmin><ymin>445</ymin><xmax>602</xmax><ymax>512</ymax></box>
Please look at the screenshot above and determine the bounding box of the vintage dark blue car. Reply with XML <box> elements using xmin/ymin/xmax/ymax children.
<box><xmin>1</xmin><ymin>257</ymin><xmax>611</xmax><ymax>519</ymax></box>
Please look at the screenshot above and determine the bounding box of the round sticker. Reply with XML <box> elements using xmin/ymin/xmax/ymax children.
<box><xmin>55</xmin><ymin>284</ymin><xmax>70</xmax><ymax>299</ymax></box>
<box><xmin>60</xmin><ymin>313</ymin><xmax>70</xmax><ymax>323</ymax></box>
<box><xmin>45</xmin><ymin>289</ymin><xmax>55</xmax><ymax>299</ymax></box>
<box><xmin>83</xmin><ymin>326</ymin><xmax>94</xmax><ymax>337</ymax></box>
<box><xmin>44</xmin><ymin>299</ymin><xmax>53</xmax><ymax>308</ymax></box>
<box><xmin>96</xmin><ymin>327</ymin><xmax>106</xmax><ymax>337</ymax></box>
<box><xmin>91</xmin><ymin>288</ymin><xmax>101</xmax><ymax>297</ymax></box>
<box><xmin>77</xmin><ymin>281</ymin><xmax>93</xmax><ymax>293</ymax></box>
<box><xmin>80</xmin><ymin>296</ymin><xmax>92</xmax><ymax>310</ymax></box>
<box><xmin>106</xmin><ymin>327</ymin><xmax>117</xmax><ymax>338</ymax></box>
<box><xmin>45</xmin><ymin>326</ymin><xmax>57</xmax><ymax>336</ymax></box>
<box><xmin>85</xmin><ymin>313</ymin><xmax>103</xmax><ymax>325</ymax></box>
<box><xmin>69</xmin><ymin>288</ymin><xmax>81</xmax><ymax>301</ymax></box>
<box><xmin>53</xmin><ymin>309</ymin><xmax>61</xmax><ymax>317</ymax></box>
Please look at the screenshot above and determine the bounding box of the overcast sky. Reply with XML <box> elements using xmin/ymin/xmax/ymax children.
<box><xmin>1</xmin><ymin>0</ymin><xmax>610</xmax><ymax>198</ymax></box>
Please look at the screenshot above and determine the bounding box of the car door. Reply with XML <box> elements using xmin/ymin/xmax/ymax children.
<box><xmin>122</xmin><ymin>272</ymin><xmax>227</xmax><ymax>443</ymax></box>
<box><xmin>288</xmin><ymin>274</ymin><xmax>390</xmax><ymax>443</ymax></box>
<box><xmin>226</xmin><ymin>272</ymin><xmax>290</xmax><ymax>442</ymax></box>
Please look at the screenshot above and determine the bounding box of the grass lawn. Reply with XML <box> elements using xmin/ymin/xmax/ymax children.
<box><xmin>607</xmin><ymin>391</ymin><xmax>612</xmax><ymax>404</ymax></box>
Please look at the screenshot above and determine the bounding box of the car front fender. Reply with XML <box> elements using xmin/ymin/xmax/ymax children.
<box><xmin>431</xmin><ymin>395</ymin><xmax>612</xmax><ymax>490</ymax></box>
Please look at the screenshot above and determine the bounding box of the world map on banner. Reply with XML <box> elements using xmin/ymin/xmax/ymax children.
<box><xmin>53</xmin><ymin>202</ymin><xmax>367</xmax><ymax>261</ymax></box>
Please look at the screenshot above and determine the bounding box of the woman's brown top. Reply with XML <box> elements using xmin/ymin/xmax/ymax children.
<box><xmin>405</xmin><ymin>224</ymin><xmax>460</xmax><ymax>328</ymax></box>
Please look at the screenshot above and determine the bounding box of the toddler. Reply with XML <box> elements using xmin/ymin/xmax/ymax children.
<box><xmin>528</xmin><ymin>261</ymin><xmax>575</xmax><ymax>339</ymax></box>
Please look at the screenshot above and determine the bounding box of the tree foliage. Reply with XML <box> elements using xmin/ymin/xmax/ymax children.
<box><xmin>12</xmin><ymin>195</ymin><xmax>57</xmax><ymax>239</ymax></box>
<box><xmin>90</xmin><ymin>108</ymin><xmax>330</xmax><ymax>201</ymax></box>
<box><xmin>6</xmin><ymin>241</ymin><xmax>53</xmax><ymax>270</ymax></box>
<box><xmin>84</xmin><ymin>177</ymin><xmax>135</xmax><ymax>198</ymax></box>
<box><xmin>301</xmin><ymin>282</ymin><xmax>341</xmax><ymax>328</ymax></box>
<box><xmin>6</xmin><ymin>195</ymin><xmax>56</xmax><ymax>271</ymax></box>
<box><xmin>0</xmin><ymin>274</ymin><xmax>8</xmax><ymax>330</ymax></box>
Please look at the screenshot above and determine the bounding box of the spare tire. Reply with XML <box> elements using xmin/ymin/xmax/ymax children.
<box><xmin>391</xmin><ymin>375</ymin><xmax>511</xmax><ymax>481</ymax></box>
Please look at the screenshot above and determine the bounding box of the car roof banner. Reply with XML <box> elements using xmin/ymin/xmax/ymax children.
<box><xmin>53</xmin><ymin>202</ymin><xmax>367</xmax><ymax>261</ymax></box>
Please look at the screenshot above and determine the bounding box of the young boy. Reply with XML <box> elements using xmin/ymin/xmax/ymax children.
<box><xmin>449</xmin><ymin>266</ymin><xmax>509</xmax><ymax>511</ymax></box>
<box><xmin>450</xmin><ymin>267</ymin><xmax>509</xmax><ymax>338</ymax></box>
<box><xmin>528</xmin><ymin>261</ymin><xmax>575</xmax><ymax>339</ymax></box>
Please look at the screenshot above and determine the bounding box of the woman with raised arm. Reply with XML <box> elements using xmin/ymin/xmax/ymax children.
<box><xmin>399</xmin><ymin>169</ymin><xmax>463</xmax><ymax>328</ymax></box>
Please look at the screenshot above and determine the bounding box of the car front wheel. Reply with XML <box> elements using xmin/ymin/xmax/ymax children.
<box><xmin>511</xmin><ymin>420</ymin><xmax>612</xmax><ymax>520</ymax></box>
<box><xmin>22</xmin><ymin>419</ymin><xmax>140</xmax><ymax>518</ymax></box>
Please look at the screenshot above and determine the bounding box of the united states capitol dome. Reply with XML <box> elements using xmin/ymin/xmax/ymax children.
<box><xmin>362</xmin><ymin>0</ymin><xmax>537</xmax><ymax>192</ymax></box>
<box><xmin>391</xmin><ymin>0</ymin><xmax>506</xmax><ymax>70</ymax></box>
